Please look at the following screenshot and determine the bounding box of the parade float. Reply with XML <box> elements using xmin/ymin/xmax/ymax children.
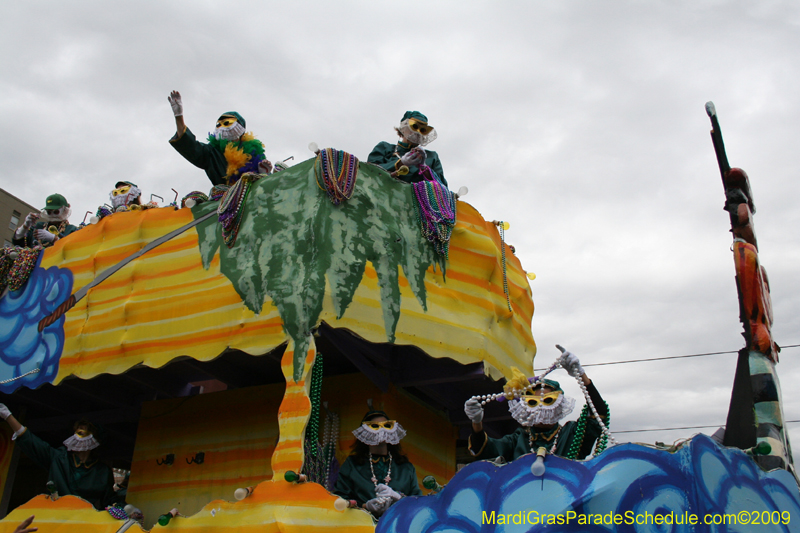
<box><xmin>0</xmin><ymin>105</ymin><xmax>796</xmax><ymax>532</ymax></box>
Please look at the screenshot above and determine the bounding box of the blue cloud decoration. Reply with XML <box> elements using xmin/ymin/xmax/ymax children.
<box><xmin>378</xmin><ymin>435</ymin><xmax>800</xmax><ymax>533</ymax></box>
<box><xmin>0</xmin><ymin>257</ymin><xmax>73</xmax><ymax>392</ymax></box>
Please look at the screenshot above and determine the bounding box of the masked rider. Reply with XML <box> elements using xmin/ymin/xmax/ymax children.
<box><xmin>12</xmin><ymin>194</ymin><xmax>78</xmax><ymax>248</ymax></box>
<box><xmin>464</xmin><ymin>349</ymin><xmax>608</xmax><ymax>461</ymax></box>
<box><xmin>0</xmin><ymin>404</ymin><xmax>117</xmax><ymax>510</ymax></box>
<box><xmin>368</xmin><ymin>111</ymin><xmax>446</xmax><ymax>186</ymax></box>
<box><xmin>167</xmin><ymin>90</ymin><xmax>272</xmax><ymax>186</ymax></box>
<box><xmin>333</xmin><ymin>410</ymin><xmax>422</xmax><ymax>518</ymax></box>
<box><xmin>109</xmin><ymin>181</ymin><xmax>143</xmax><ymax>212</ymax></box>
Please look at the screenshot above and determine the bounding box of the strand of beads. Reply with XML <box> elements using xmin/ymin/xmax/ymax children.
<box><xmin>314</xmin><ymin>148</ymin><xmax>359</xmax><ymax>205</ymax></box>
<box><xmin>0</xmin><ymin>367</ymin><xmax>40</xmax><ymax>385</ymax></box>
<box><xmin>320</xmin><ymin>409</ymin><xmax>339</xmax><ymax>490</ymax></box>
<box><xmin>6</xmin><ymin>246</ymin><xmax>42</xmax><ymax>292</ymax></box>
<box><xmin>569</xmin><ymin>368</ymin><xmax>617</xmax><ymax>451</ymax></box>
<box><xmin>217</xmin><ymin>174</ymin><xmax>258</xmax><ymax>248</ymax></box>
<box><xmin>565</xmin><ymin>405</ymin><xmax>590</xmax><ymax>459</ymax></box>
<box><xmin>181</xmin><ymin>191</ymin><xmax>209</xmax><ymax>208</ymax></box>
<box><xmin>594</xmin><ymin>404</ymin><xmax>611</xmax><ymax>454</ymax></box>
<box><xmin>499</xmin><ymin>222</ymin><xmax>512</xmax><ymax>312</ymax></box>
<box><xmin>469</xmin><ymin>392</ymin><xmax>503</xmax><ymax>407</ymax></box>
<box><xmin>300</xmin><ymin>354</ymin><xmax>326</xmax><ymax>484</ymax></box>
<box><xmin>412</xmin><ymin>166</ymin><xmax>457</xmax><ymax>258</ymax></box>
<box><xmin>0</xmin><ymin>247</ymin><xmax>15</xmax><ymax>293</ymax></box>
<box><xmin>209</xmin><ymin>184</ymin><xmax>229</xmax><ymax>202</ymax></box>
<box><xmin>528</xmin><ymin>426</ymin><xmax>562</xmax><ymax>454</ymax></box>
<box><xmin>528</xmin><ymin>360</ymin><xmax>560</xmax><ymax>390</ymax></box>
<box><xmin>368</xmin><ymin>451</ymin><xmax>392</xmax><ymax>506</ymax></box>
<box><xmin>320</xmin><ymin>414</ymin><xmax>331</xmax><ymax>489</ymax></box>
<box><xmin>96</xmin><ymin>205</ymin><xmax>113</xmax><ymax>220</ymax></box>
<box><xmin>306</xmin><ymin>354</ymin><xmax>324</xmax><ymax>458</ymax></box>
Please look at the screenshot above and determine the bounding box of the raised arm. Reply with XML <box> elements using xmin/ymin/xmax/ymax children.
<box><xmin>168</xmin><ymin>90</ymin><xmax>186</xmax><ymax>140</ymax></box>
<box><xmin>0</xmin><ymin>404</ymin><xmax>58</xmax><ymax>469</ymax></box>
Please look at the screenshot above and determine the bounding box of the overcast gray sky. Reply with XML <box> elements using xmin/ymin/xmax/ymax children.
<box><xmin>1</xmin><ymin>1</ymin><xmax>798</xmax><ymax>464</ymax></box>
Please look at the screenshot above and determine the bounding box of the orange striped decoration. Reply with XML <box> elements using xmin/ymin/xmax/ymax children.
<box><xmin>272</xmin><ymin>338</ymin><xmax>316</xmax><ymax>476</ymax></box>
<box><xmin>38</xmin><ymin>200</ymin><xmax>533</xmax><ymax>388</ymax></box>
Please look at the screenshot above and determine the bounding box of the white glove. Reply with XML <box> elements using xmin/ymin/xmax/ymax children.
<box><xmin>364</xmin><ymin>497</ymin><xmax>391</xmax><ymax>515</ymax></box>
<box><xmin>0</xmin><ymin>404</ymin><xmax>11</xmax><ymax>420</ymax></box>
<box><xmin>168</xmin><ymin>91</ymin><xmax>183</xmax><ymax>117</ymax></box>
<box><xmin>464</xmin><ymin>398</ymin><xmax>484</xmax><ymax>424</ymax></box>
<box><xmin>35</xmin><ymin>229</ymin><xmax>56</xmax><ymax>243</ymax></box>
<box><xmin>258</xmin><ymin>159</ymin><xmax>273</xmax><ymax>174</ymax></box>
<box><xmin>23</xmin><ymin>213</ymin><xmax>38</xmax><ymax>229</ymax></box>
<box><xmin>560</xmin><ymin>350</ymin><xmax>585</xmax><ymax>377</ymax></box>
<box><xmin>400</xmin><ymin>147</ymin><xmax>426</xmax><ymax>167</ymax></box>
<box><xmin>376</xmin><ymin>483</ymin><xmax>402</xmax><ymax>502</ymax></box>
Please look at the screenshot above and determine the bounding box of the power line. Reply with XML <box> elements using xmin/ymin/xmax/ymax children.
<box><xmin>612</xmin><ymin>419</ymin><xmax>800</xmax><ymax>435</ymax></box>
<box><xmin>534</xmin><ymin>344</ymin><xmax>799</xmax><ymax>372</ymax></box>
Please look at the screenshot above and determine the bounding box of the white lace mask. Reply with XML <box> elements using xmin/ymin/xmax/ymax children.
<box><xmin>352</xmin><ymin>421</ymin><xmax>407</xmax><ymax>446</ymax></box>
<box><xmin>508</xmin><ymin>394</ymin><xmax>575</xmax><ymax>427</ymax></box>
<box><xmin>214</xmin><ymin>121</ymin><xmax>246</xmax><ymax>141</ymax></box>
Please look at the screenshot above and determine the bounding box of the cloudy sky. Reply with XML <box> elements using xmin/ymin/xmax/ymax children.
<box><xmin>1</xmin><ymin>1</ymin><xmax>798</xmax><ymax>463</ymax></box>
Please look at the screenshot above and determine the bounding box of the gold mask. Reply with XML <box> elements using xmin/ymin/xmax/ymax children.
<box><xmin>407</xmin><ymin>118</ymin><xmax>433</xmax><ymax>135</ymax></box>
<box><xmin>112</xmin><ymin>185</ymin><xmax>132</xmax><ymax>197</ymax></box>
<box><xmin>364</xmin><ymin>420</ymin><xmax>396</xmax><ymax>431</ymax></box>
<box><xmin>524</xmin><ymin>390</ymin><xmax>562</xmax><ymax>408</ymax></box>
<box><xmin>216</xmin><ymin>117</ymin><xmax>238</xmax><ymax>129</ymax></box>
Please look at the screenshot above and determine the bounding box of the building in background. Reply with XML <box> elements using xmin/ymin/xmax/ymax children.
<box><xmin>0</xmin><ymin>189</ymin><xmax>37</xmax><ymax>248</ymax></box>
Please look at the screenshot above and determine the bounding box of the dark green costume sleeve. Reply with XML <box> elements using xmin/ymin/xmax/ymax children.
<box><xmin>62</xmin><ymin>224</ymin><xmax>79</xmax><ymax>237</ymax></box>
<box><xmin>401</xmin><ymin>463</ymin><xmax>423</xmax><ymax>497</ymax></box>
<box><xmin>15</xmin><ymin>429</ymin><xmax>59</xmax><ymax>471</ymax></box>
<box><xmin>11</xmin><ymin>228</ymin><xmax>30</xmax><ymax>247</ymax></box>
<box><xmin>367</xmin><ymin>142</ymin><xmax>400</xmax><ymax>174</ymax></box>
<box><xmin>169</xmin><ymin>127</ymin><xmax>228</xmax><ymax>186</ymax></box>
<box><xmin>367</xmin><ymin>142</ymin><xmax>447</xmax><ymax>186</ymax></box>
<box><xmin>332</xmin><ymin>457</ymin><xmax>362</xmax><ymax>504</ymax></box>
<box><xmin>469</xmin><ymin>428</ymin><xmax>530</xmax><ymax>462</ymax></box>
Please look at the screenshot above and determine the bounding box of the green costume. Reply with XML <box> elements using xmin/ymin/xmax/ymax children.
<box><xmin>469</xmin><ymin>381</ymin><xmax>607</xmax><ymax>461</ymax></box>
<box><xmin>15</xmin><ymin>429</ymin><xmax>117</xmax><ymax>509</ymax></box>
<box><xmin>170</xmin><ymin>126</ymin><xmax>267</xmax><ymax>186</ymax></box>
<box><xmin>333</xmin><ymin>454</ymin><xmax>422</xmax><ymax>507</ymax></box>
<box><xmin>368</xmin><ymin>141</ymin><xmax>447</xmax><ymax>186</ymax></box>
<box><xmin>170</xmin><ymin>127</ymin><xmax>230</xmax><ymax>186</ymax></box>
<box><xmin>12</xmin><ymin>221</ymin><xmax>79</xmax><ymax>248</ymax></box>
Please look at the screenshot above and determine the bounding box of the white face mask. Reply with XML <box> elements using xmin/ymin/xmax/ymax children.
<box><xmin>398</xmin><ymin>119</ymin><xmax>437</xmax><ymax>147</ymax></box>
<box><xmin>352</xmin><ymin>420</ymin><xmax>407</xmax><ymax>446</ymax></box>
<box><xmin>214</xmin><ymin>121</ymin><xmax>245</xmax><ymax>141</ymax></box>
<box><xmin>109</xmin><ymin>184</ymin><xmax>142</xmax><ymax>209</ymax></box>
<box><xmin>63</xmin><ymin>431</ymin><xmax>100</xmax><ymax>452</ymax></box>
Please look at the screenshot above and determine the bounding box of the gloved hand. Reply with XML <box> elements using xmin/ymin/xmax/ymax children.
<box><xmin>560</xmin><ymin>350</ymin><xmax>585</xmax><ymax>377</ymax></box>
<box><xmin>464</xmin><ymin>398</ymin><xmax>484</xmax><ymax>424</ymax></box>
<box><xmin>258</xmin><ymin>159</ymin><xmax>273</xmax><ymax>174</ymax></box>
<box><xmin>400</xmin><ymin>147</ymin><xmax>426</xmax><ymax>167</ymax></box>
<box><xmin>23</xmin><ymin>213</ymin><xmax>38</xmax><ymax>229</ymax></box>
<box><xmin>364</xmin><ymin>496</ymin><xmax>391</xmax><ymax>515</ymax></box>
<box><xmin>376</xmin><ymin>483</ymin><xmax>402</xmax><ymax>502</ymax></box>
<box><xmin>35</xmin><ymin>229</ymin><xmax>56</xmax><ymax>243</ymax></box>
<box><xmin>168</xmin><ymin>91</ymin><xmax>183</xmax><ymax>117</ymax></box>
<box><xmin>0</xmin><ymin>403</ymin><xmax>12</xmax><ymax>420</ymax></box>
